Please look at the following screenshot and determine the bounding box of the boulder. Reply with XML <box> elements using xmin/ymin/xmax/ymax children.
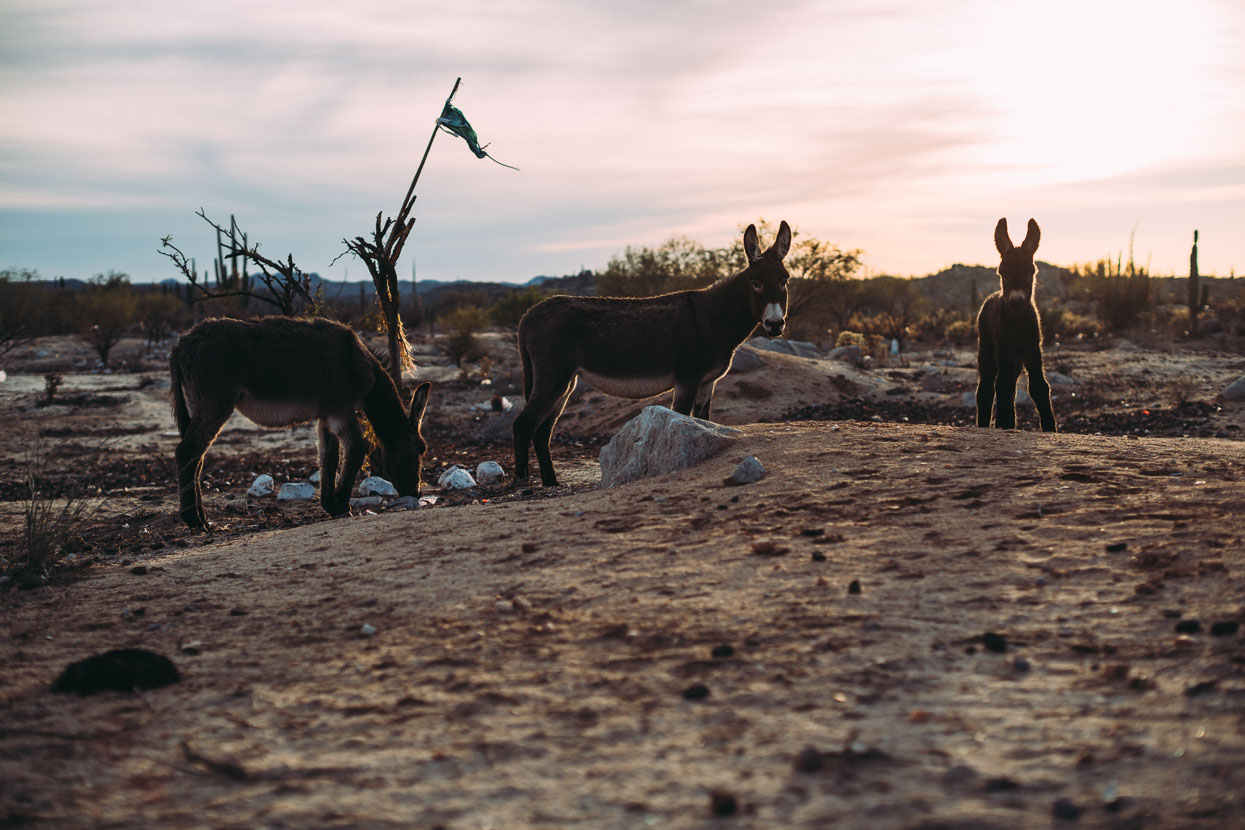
<box><xmin>358</xmin><ymin>476</ymin><xmax>397</xmax><ymax>497</ymax></box>
<box><xmin>475</xmin><ymin>461</ymin><xmax>507</xmax><ymax>486</ymax></box>
<box><xmin>1046</xmin><ymin>372</ymin><xmax>1076</xmax><ymax>386</ymax></box>
<box><xmin>599</xmin><ymin>406</ymin><xmax>742</xmax><ymax>488</ymax></box>
<box><xmin>728</xmin><ymin>346</ymin><xmax>765</xmax><ymax>374</ymax></box>
<box><xmin>246</xmin><ymin>475</ymin><xmax>274</xmax><ymax>497</ymax></box>
<box><xmin>1222</xmin><ymin>376</ymin><xmax>1245</xmax><ymax>402</ymax></box>
<box><xmin>277</xmin><ymin>482</ymin><xmax>316</xmax><ymax>501</ymax></box>
<box><xmin>438</xmin><ymin>465</ymin><xmax>477</xmax><ymax>490</ymax></box>
<box><xmin>827</xmin><ymin>345</ymin><xmax>863</xmax><ymax>364</ymax></box>
<box><xmin>386</xmin><ymin>495</ymin><xmax>422</xmax><ymax>511</ymax></box>
<box><xmin>349</xmin><ymin>496</ymin><xmax>384</xmax><ymax>511</ymax></box>
<box><xmin>750</xmin><ymin>337</ymin><xmax>820</xmax><ymax>359</ymax></box>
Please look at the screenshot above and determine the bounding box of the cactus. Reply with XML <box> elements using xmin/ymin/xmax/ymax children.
<box><xmin>1188</xmin><ymin>229</ymin><xmax>1199</xmax><ymax>335</ymax></box>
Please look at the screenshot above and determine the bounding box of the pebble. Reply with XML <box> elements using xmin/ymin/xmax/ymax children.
<box><xmin>847</xmin><ymin>579</ymin><xmax>862</xmax><ymax>595</ymax></box>
<box><xmin>247</xmin><ymin>475</ymin><xmax>274</xmax><ymax>497</ymax></box>
<box><xmin>811</xmin><ymin>551</ymin><xmax>827</xmax><ymax>562</ymax></box>
<box><xmin>1105</xmin><ymin>541</ymin><xmax>1128</xmax><ymax>553</ymax></box>
<box><xmin>130</xmin><ymin>565</ymin><xmax>148</xmax><ymax>575</ymax></box>
<box><xmin>711</xmin><ymin>644</ymin><xmax>735</xmax><ymax>659</ymax></box>
<box><xmin>1052</xmin><ymin>798</ymin><xmax>1082</xmax><ymax>821</ymax></box>
<box><xmin>1174</xmin><ymin>619</ymin><xmax>1201</xmax><ymax>634</ymax></box>
<box><xmin>357</xmin><ymin>476</ymin><xmax>397</xmax><ymax>497</ymax></box>
<box><xmin>360</xmin><ymin>624</ymin><xmax>377</xmax><ymax>637</ymax></box>
<box><xmin>180</xmin><ymin>642</ymin><xmax>203</xmax><ymax>655</ymax></box>
<box><xmin>1210</xmin><ymin>621</ymin><xmax>1239</xmax><ymax>637</ymax></box>
<box><xmin>793</xmin><ymin>746</ymin><xmax>823</xmax><ymax>773</ymax></box>
<box><xmin>982</xmin><ymin>632</ymin><xmax>1007</xmax><ymax>653</ymax></box>
<box><xmin>386</xmin><ymin>496</ymin><xmax>421</xmax><ymax>511</ymax></box>
<box><xmin>709</xmin><ymin>792</ymin><xmax>738</xmax><ymax>817</ymax></box>
<box><xmin>725</xmin><ymin>455</ymin><xmax>764</xmax><ymax>486</ymax></box>
<box><xmin>1013</xmin><ymin>657</ymin><xmax>1031</xmax><ymax>672</ymax></box>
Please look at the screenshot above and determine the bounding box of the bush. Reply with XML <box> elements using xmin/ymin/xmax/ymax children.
<box><xmin>5</xmin><ymin>442</ymin><xmax>99</xmax><ymax>588</ymax></box>
<box><xmin>835</xmin><ymin>330</ymin><xmax>865</xmax><ymax>347</ymax></box>
<box><xmin>440</xmin><ymin>305</ymin><xmax>489</xmax><ymax>367</ymax></box>
<box><xmin>77</xmin><ymin>271</ymin><xmax>138</xmax><ymax>366</ymax></box>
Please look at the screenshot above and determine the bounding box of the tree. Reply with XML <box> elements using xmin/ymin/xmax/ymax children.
<box><xmin>860</xmin><ymin>276</ymin><xmax>926</xmax><ymax>353</ymax></box>
<box><xmin>440</xmin><ymin>305</ymin><xmax>489</xmax><ymax>367</ymax></box>
<box><xmin>488</xmin><ymin>286</ymin><xmax>546</xmax><ymax>330</ymax></box>
<box><xmin>77</xmin><ymin>271</ymin><xmax>137</xmax><ymax>367</ymax></box>
<box><xmin>0</xmin><ymin>268</ymin><xmax>40</xmax><ymax>358</ymax></box>
<box><xmin>595</xmin><ymin>236</ymin><xmax>731</xmax><ymax>297</ymax></box>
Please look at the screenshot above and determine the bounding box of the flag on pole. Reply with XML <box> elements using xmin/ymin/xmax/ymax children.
<box><xmin>436</xmin><ymin>102</ymin><xmax>519</xmax><ymax>170</ymax></box>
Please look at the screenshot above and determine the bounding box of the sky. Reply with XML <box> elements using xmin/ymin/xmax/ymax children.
<box><xmin>2</xmin><ymin>0</ymin><xmax>1243</xmax><ymax>285</ymax></box>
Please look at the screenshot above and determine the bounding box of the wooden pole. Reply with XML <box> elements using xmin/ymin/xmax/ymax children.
<box><xmin>398</xmin><ymin>76</ymin><xmax>462</xmax><ymax>219</ymax></box>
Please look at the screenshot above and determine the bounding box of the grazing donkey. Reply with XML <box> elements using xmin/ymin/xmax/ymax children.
<box><xmin>170</xmin><ymin>316</ymin><xmax>431</xmax><ymax>529</ymax></box>
<box><xmin>514</xmin><ymin>220</ymin><xmax>793</xmax><ymax>486</ymax></box>
<box><xmin>976</xmin><ymin>218</ymin><xmax>1057</xmax><ymax>432</ymax></box>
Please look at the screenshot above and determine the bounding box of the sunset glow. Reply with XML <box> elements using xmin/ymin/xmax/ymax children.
<box><xmin>1</xmin><ymin>0</ymin><xmax>1242</xmax><ymax>282</ymax></box>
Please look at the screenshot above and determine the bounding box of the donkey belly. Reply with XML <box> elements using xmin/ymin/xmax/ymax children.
<box><xmin>578</xmin><ymin>369</ymin><xmax>676</xmax><ymax>400</ymax></box>
<box><xmin>234</xmin><ymin>392</ymin><xmax>325</xmax><ymax>428</ymax></box>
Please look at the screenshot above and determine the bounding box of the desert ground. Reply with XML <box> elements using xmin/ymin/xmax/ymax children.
<box><xmin>1</xmin><ymin>330</ymin><xmax>1244</xmax><ymax>829</ymax></box>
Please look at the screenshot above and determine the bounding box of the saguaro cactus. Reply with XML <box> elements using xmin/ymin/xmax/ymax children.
<box><xmin>1188</xmin><ymin>229</ymin><xmax>1200</xmax><ymax>335</ymax></box>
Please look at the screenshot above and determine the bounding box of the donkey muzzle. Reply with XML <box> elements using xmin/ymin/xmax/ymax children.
<box><xmin>762</xmin><ymin>303</ymin><xmax>785</xmax><ymax>337</ymax></box>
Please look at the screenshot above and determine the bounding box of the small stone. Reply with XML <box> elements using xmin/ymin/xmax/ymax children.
<box><xmin>811</xmin><ymin>551</ymin><xmax>827</xmax><ymax>562</ymax></box>
<box><xmin>229</xmin><ymin>608</ymin><xmax>248</xmax><ymax>616</ymax></box>
<box><xmin>386</xmin><ymin>496</ymin><xmax>421</xmax><ymax>511</ymax></box>
<box><xmin>349</xmin><ymin>496</ymin><xmax>384</xmax><ymax>511</ymax></box>
<box><xmin>709</xmin><ymin>792</ymin><xmax>738</xmax><ymax>817</ymax></box>
<box><xmin>246</xmin><ymin>475</ymin><xmax>274</xmax><ymax>497</ymax></box>
<box><xmin>793</xmin><ymin>746</ymin><xmax>823</xmax><ymax>773</ymax></box>
<box><xmin>847</xmin><ymin>579</ymin><xmax>862</xmax><ymax>595</ymax></box>
<box><xmin>682</xmin><ymin>683</ymin><xmax>710</xmax><ymax>701</ymax></box>
<box><xmin>357</xmin><ymin>476</ymin><xmax>397</xmax><ymax>497</ymax></box>
<box><xmin>1102</xmin><ymin>663</ymin><xmax>1130</xmax><ymax>681</ymax></box>
<box><xmin>475</xmin><ymin>461</ymin><xmax>507</xmax><ymax>486</ymax></box>
<box><xmin>277</xmin><ymin>482</ymin><xmax>316</xmax><ymax>501</ymax></box>
<box><xmin>800</xmin><ymin>528</ymin><xmax>825</xmax><ymax>537</ymax></box>
<box><xmin>438</xmin><ymin>465</ymin><xmax>477</xmax><ymax>490</ymax></box>
<box><xmin>982</xmin><ymin>632</ymin><xmax>1007</xmax><ymax>653</ymax></box>
<box><xmin>495</xmin><ymin>600</ymin><xmax>514</xmax><ymax>613</ymax></box>
<box><xmin>309</xmin><ymin>470</ymin><xmax>321</xmax><ymax>484</ymax></box>
<box><xmin>750</xmin><ymin>540</ymin><xmax>788</xmax><ymax>557</ymax></box>
<box><xmin>1174</xmin><ymin>619</ymin><xmax>1201</xmax><ymax>634</ymax></box>
<box><xmin>130</xmin><ymin>565</ymin><xmax>148</xmax><ymax>575</ymax></box>
<box><xmin>942</xmin><ymin>764</ymin><xmax>979</xmax><ymax>788</ymax></box>
<box><xmin>1013</xmin><ymin>657</ymin><xmax>1031</xmax><ymax>672</ymax></box>
<box><xmin>1052</xmin><ymin>797</ymin><xmax>1082</xmax><ymax>821</ymax></box>
<box><xmin>984</xmin><ymin>777</ymin><xmax>1020</xmax><ymax>792</ymax></box>
<box><xmin>1105</xmin><ymin>541</ymin><xmax>1128</xmax><ymax>553</ymax></box>
<box><xmin>521</xmin><ymin>542</ymin><xmax>539</xmax><ymax>553</ymax></box>
<box><xmin>711</xmin><ymin>644</ymin><xmax>735</xmax><ymax>659</ymax></box>
<box><xmin>360</xmin><ymin>624</ymin><xmax>377</xmax><ymax>637</ymax></box>
<box><xmin>724</xmin><ymin>455</ymin><xmax>764</xmax><ymax>486</ymax></box>
<box><xmin>1210</xmin><ymin>620</ymin><xmax>1239</xmax><ymax>637</ymax></box>
<box><xmin>224</xmin><ymin>498</ymin><xmax>249</xmax><ymax>515</ymax></box>
<box><xmin>180</xmin><ymin>642</ymin><xmax>203</xmax><ymax>655</ymax></box>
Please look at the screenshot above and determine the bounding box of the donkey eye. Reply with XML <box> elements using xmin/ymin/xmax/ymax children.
<box><xmin>750</xmin><ymin>280</ymin><xmax>763</xmax><ymax>292</ymax></box>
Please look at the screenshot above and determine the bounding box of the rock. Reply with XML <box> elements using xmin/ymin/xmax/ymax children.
<box><xmin>848</xmin><ymin>579</ymin><xmax>862</xmax><ymax>595</ymax></box>
<box><xmin>386</xmin><ymin>495</ymin><xmax>422</xmax><ymax>511</ymax></box>
<box><xmin>277</xmin><ymin>482</ymin><xmax>316</xmax><ymax>501</ymax></box>
<box><xmin>358</xmin><ymin>476</ymin><xmax>397</xmax><ymax>497</ymax></box>
<box><xmin>349</xmin><ymin>496</ymin><xmax>384</xmax><ymax>510</ymax></box>
<box><xmin>599</xmin><ymin>406</ymin><xmax>742</xmax><ymax>488</ymax></box>
<box><xmin>246</xmin><ymin>475</ymin><xmax>274</xmax><ymax>497</ymax></box>
<box><xmin>709</xmin><ymin>792</ymin><xmax>738</xmax><ymax>817</ymax></box>
<box><xmin>827</xmin><ymin>344</ymin><xmax>863</xmax><ymax>363</ymax></box>
<box><xmin>52</xmin><ymin>648</ymin><xmax>180</xmax><ymax>695</ymax></box>
<box><xmin>1174</xmin><ymin>619</ymin><xmax>1201</xmax><ymax>634</ymax></box>
<box><xmin>725</xmin><ymin>455</ymin><xmax>764</xmax><ymax>486</ymax></box>
<box><xmin>1211</xmin><ymin>620</ymin><xmax>1239</xmax><ymax>636</ymax></box>
<box><xmin>1015</xmin><ymin>386</ymin><xmax>1034</xmax><ymax>407</ymax></box>
<box><xmin>360</xmin><ymin>624</ymin><xmax>377</xmax><ymax>637</ymax></box>
<box><xmin>475</xmin><ymin>461</ymin><xmax>507</xmax><ymax>486</ymax></box>
<box><xmin>982</xmin><ymin>632</ymin><xmax>1007</xmax><ymax>652</ymax></box>
<box><xmin>1052</xmin><ymin>798</ymin><xmax>1082</xmax><ymax>820</ymax></box>
<box><xmin>1047</xmin><ymin>372</ymin><xmax>1076</xmax><ymax>386</ymax></box>
<box><xmin>1222</xmin><ymin>376</ymin><xmax>1245</xmax><ymax>402</ymax></box>
<box><xmin>309</xmin><ymin>470</ymin><xmax>321</xmax><ymax>484</ymax></box>
<box><xmin>750</xmin><ymin>336</ymin><xmax>819</xmax><ymax>358</ymax></box>
<box><xmin>962</xmin><ymin>391</ymin><xmax>977</xmax><ymax>409</ymax></box>
<box><xmin>728</xmin><ymin>346</ymin><xmax>765</xmax><ymax>374</ymax></box>
<box><xmin>793</xmin><ymin>746</ymin><xmax>824</xmax><ymax>773</ymax></box>
<box><xmin>682</xmin><ymin>683</ymin><xmax>710</xmax><ymax>700</ymax></box>
<box><xmin>224</xmin><ymin>498</ymin><xmax>249</xmax><ymax>515</ymax></box>
<box><xmin>438</xmin><ymin>465</ymin><xmax>478</xmax><ymax>490</ymax></box>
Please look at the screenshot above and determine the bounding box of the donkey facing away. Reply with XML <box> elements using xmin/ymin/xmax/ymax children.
<box><xmin>170</xmin><ymin>316</ymin><xmax>431</xmax><ymax>529</ymax></box>
<box><xmin>514</xmin><ymin>220</ymin><xmax>793</xmax><ymax>487</ymax></box>
<box><xmin>976</xmin><ymin>218</ymin><xmax>1057</xmax><ymax>432</ymax></box>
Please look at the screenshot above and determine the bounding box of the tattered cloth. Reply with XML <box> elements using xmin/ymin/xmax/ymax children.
<box><xmin>436</xmin><ymin>102</ymin><xmax>519</xmax><ymax>170</ymax></box>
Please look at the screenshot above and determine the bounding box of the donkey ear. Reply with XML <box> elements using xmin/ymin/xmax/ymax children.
<box><xmin>743</xmin><ymin>224</ymin><xmax>761</xmax><ymax>263</ymax></box>
<box><xmin>994</xmin><ymin>218</ymin><xmax>1013</xmax><ymax>256</ymax></box>
<box><xmin>408</xmin><ymin>381</ymin><xmax>431</xmax><ymax>428</ymax></box>
<box><xmin>1021</xmin><ymin>218</ymin><xmax>1041</xmax><ymax>254</ymax></box>
<box><xmin>769</xmin><ymin>220</ymin><xmax>792</xmax><ymax>261</ymax></box>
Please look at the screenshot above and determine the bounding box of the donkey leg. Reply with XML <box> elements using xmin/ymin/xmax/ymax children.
<box><xmin>317</xmin><ymin>419</ymin><xmax>342</xmax><ymax>516</ymax></box>
<box><xmin>532</xmin><ymin>379</ymin><xmax>576</xmax><ymax>487</ymax></box>
<box><xmin>328</xmin><ymin>416</ymin><xmax>367</xmax><ymax>516</ymax></box>
<box><xmin>692</xmin><ymin>380</ymin><xmax>717</xmax><ymax>421</ymax></box>
<box><xmin>994</xmin><ymin>359</ymin><xmax>1020</xmax><ymax>430</ymax></box>
<box><xmin>513</xmin><ymin>371</ymin><xmax>574</xmax><ymax>483</ymax></box>
<box><xmin>1025</xmin><ymin>354</ymin><xmax>1057</xmax><ymax>433</ymax></box>
<box><xmin>175</xmin><ymin>405</ymin><xmax>231</xmax><ymax>529</ymax></box>
<box><xmin>976</xmin><ymin>341</ymin><xmax>997</xmax><ymax>428</ymax></box>
<box><xmin>671</xmin><ymin>378</ymin><xmax>700</xmax><ymax>417</ymax></box>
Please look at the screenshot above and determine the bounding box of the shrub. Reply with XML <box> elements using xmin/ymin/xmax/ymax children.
<box><xmin>6</xmin><ymin>442</ymin><xmax>99</xmax><ymax>588</ymax></box>
<box><xmin>835</xmin><ymin>330</ymin><xmax>865</xmax><ymax>347</ymax></box>
<box><xmin>77</xmin><ymin>271</ymin><xmax>138</xmax><ymax>366</ymax></box>
<box><xmin>440</xmin><ymin>305</ymin><xmax>489</xmax><ymax>367</ymax></box>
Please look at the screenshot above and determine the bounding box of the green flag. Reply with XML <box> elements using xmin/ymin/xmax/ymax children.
<box><xmin>437</xmin><ymin>102</ymin><xmax>518</xmax><ymax>170</ymax></box>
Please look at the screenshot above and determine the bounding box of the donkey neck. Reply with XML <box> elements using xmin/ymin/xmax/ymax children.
<box><xmin>361</xmin><ymin>363</ymin><xmax>410</xmax><ymax>441</ymax></box>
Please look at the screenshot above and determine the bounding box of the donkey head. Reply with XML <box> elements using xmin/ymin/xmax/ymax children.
<box><xmin>381</xmin><ymin>381</ymin><xmax>431</xmax><ymax>497</ymax></box>
<box><xmin>994</xmin><ymin>218</ymin><xmax>1040</xmax><ymax>310</ymax></box>
<box><xmin>743</xmin><ymin>220</ymin><xmax>793</xmax><ymax>337</ymax></box>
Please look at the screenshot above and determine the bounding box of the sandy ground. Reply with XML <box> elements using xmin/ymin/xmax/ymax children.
<box><xmin>1</xmin><ymin>332</ymin><xmax>1244</xmax><ymax>829</ymax></box>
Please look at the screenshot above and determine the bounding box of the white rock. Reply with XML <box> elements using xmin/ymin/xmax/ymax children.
<box><xmin>358</xmin><ymin>476</ymin><xmax>397</xmax><ymax>497</ymax></box>
<box><xmin>246</xmin><ymin>475</ymin><xmax>274</xmax><ymax>497</ymax></box>
<box><xmin>475</xmin><ymin>461</ymin><xmax>507</xmax><ymax>486</ymax></box>
<box><xmin>726</xmin><ymin>455</ymin><xmax>765</xmax><ymax>485</ymax></box>
<box><xmin>309</xmin><ymin>470</ymin><xmax>321</xmax><ymax>484</ymax></box>
<box><xmin>1046</xmin><ymin>372</ymin><xmax>1076</xmax><ymax>386</ymax></box>
<box><xmin>277</xmin><ymin>482</ymin><xmax>316</xmax><ymax>501</ymax></box>
<box><xmin>1222</xmin><ymin>376</ymin><xmax>1245</xmax><ymax>402</ymax></box>
<box><xmin>438</xmin><ymin>465</ymin><xmax>477</xmax><ymax>490</ymax></box>
<box><xmin>418</xmin><ymin>495</ymin><xmax>439</xmax><ymax>507</ymax></box>
<box><xmin>599</xmin><ymin>406</ymin><xmax>742</xmax><ymax>488</ymax></box>
<box><xmin>360</xmin><ymin>624</ymin><xmax>377</xmax><ymax>637</ymax></box>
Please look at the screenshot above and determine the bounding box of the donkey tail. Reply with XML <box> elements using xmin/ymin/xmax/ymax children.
<box><xmin>169</xmin><ymin>352</ymin><xmax>190</xmax><ymax>437</ymax></box>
